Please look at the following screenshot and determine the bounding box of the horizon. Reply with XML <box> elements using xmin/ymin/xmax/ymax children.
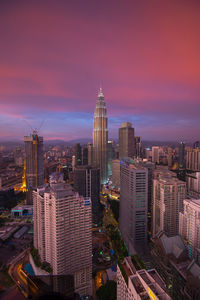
<box><xmin>0</xmin><ymin>0</ymin><xmax>200</xmax><ymax>141</ymax></box>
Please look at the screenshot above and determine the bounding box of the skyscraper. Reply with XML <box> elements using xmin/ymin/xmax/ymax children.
<box><xmin>152</xmin><ymin>173</ymin><xmax>186</xmax><ymax>237</ymax></box>
<box><xmin>107</xmin><ymin>140</ymin><xmax>114</xmax><ymax>177</ymax></box>
<box><xmin>119</xmin><ymin>122</ymin><xmax>135</xmax><ymax>159</ymax></box>
<box><xmin>75</xmin><ymin>143</ymin><xmax>82</xmax><ymax>166</ymax></box>
<box><xmin>152</xmin><ymin>146</ymin><xmax>159</xmax><ymax>164</ymax></box>
<box><xmin>24</xmin><ymin>130</ymin><xmax>44</xmax><ymax>204</ymax></box>
<box><xmin>33</xmin><ymin>173</ymin><xmax>92</xmax><ymax>296</ymax></box>
<box><xmin>93</xmin><ymin>88</ymin><xmax>108</xmax><ymax>184</ymax></box>
<box><xmin>87</xmin><ymin>143</ymin><xmax>93</xmax><ymax>166</ymax></box>
<box><xmin>73</xmin><ymin>165</ymin><xmax>100</xmax><ymax>223</ymax></box>
<box><xmin>179</xmin><ymin>141</ymin><xmax>185</xmax><ymax>168</ymax></box>
<box><xmin>119</xmin><ymin>158</ymin><xmax>148</xmax><ymax>253</ymax></box>
<box><xmin>179</xmin><ymin>198</ymin><xmax>200</xmax><ymax>264</ymax></box>
<box><xmin>135</xmin><ymin>136</ymin><xmax>142</xmax><ymax>158</ymax></box>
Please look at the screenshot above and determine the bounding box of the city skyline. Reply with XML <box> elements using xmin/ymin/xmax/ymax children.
<box><xmin>0</xmin><ymin>0</ymin><xmax>200</xmax><ymax>142</ymax></box>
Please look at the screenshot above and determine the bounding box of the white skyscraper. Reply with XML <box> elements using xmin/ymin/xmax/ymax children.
<box><xmin>119</xmin><ymin>158</ymin><xmax>148</xmax><ymax>253</ymax></box>
<box><xmin>179</xmin><ymin>199</ymin><xmax>200</xmax><ymax>264</ymax></box>
<box><xmin>152</xmin><ymin>173</ymin><xmax>186</xmax><ymax>237</ymax></box>
<box><xmin>33</xmin><ymin>173</ymin><xmax>92</xmax><ymax>296</ymax></box>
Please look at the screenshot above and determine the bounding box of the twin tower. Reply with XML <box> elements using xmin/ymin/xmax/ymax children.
<box><xmin>93</xmin><ymin>88</ymin><xmax>108</xmax><ymax>184</ymax></box>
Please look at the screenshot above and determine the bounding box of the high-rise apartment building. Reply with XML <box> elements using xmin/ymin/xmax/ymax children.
<box><xmin>119</xmin><ymin>122</ymin><xmax>135</xmax><ymax>159</ymax></box>
<box><xmin>152</xmin><ymin>146</ymin><xmax>159</xmax><ymax>164</ymax></box>
<box><xmin>33</xmin><ymin>173</ymin><xmax>92</xmax><ymax>296</ymax></box>
<box><xmin>179</xmin><ymin>199</ymin><xmax>200</xmax><ymax>264</ymax></box>
<box><xmin>179</xmin><ymin>141</ymin><xmax>185</xmax><ymax>168</ymax></box>
<box><xmin>186</xmin><ymin>148</ymin><xmax>200</xmax><ymax>171</ymax></box>
<box><xmin>73</xmin><ymin>165</ymin><xmax>100</xmax><ymax>222</ymax></box>
<box><xmin>24</xmin><ymin>130</ymin><xmax>44</xmax><ymax>204</ymax></box>
<box><xmin>119</xmin><ymin>158</ymin><xmax>148</xmax><ymax>253</ymax></box>
<box><xmin>93</xmin><ymin>88</ymin><xmax>108</xmax><ymax>184</ymax></box>
<box><xmin>152</xmin><ymin>173</ymin><xmax>186</xmax><ymax>237</ymax></box>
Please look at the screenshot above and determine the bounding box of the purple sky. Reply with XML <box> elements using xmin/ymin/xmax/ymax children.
<box><xmin>0</xmin><ymin>0</ymin><xmax>200</xmax><ymax>142</ymax></box>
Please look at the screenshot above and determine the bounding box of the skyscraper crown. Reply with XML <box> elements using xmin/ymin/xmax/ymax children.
<box><xmin>98</xmin><ymin>87</ymin><xmax>104</xmax><ymax>99</ymax></box>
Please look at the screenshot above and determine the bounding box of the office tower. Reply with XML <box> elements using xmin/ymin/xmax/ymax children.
<box><xmin>152</xmin><ymin>173</ymin><xmax>186</xmax><ymax>237</ymax></box>
<box><xmin>73</xmin><ymin>165</ymin><xmax>100</xmax><ymax>223</ymax></box>
<box><xmin>93</xmin><ymin>88</ymin><xmax>108</xmax><ymax>184</ymax></box>
<box><xmin>152</xmin><ymin>146</ymin><xmax>159</xmax><ymax>164</ymax></box>
<box><xmin>179</xmin><ymin>141</ymin><xmax>185</xmax><ymax>168</ymax></box>
<box><xmin>108</xmin><ymin>140</ymin><xmax>114</xmax><ymax>177</ymax></box>
<box><xmin>135</xmin><ymin>136</ymin><xmax>142</xmax><ymax>158</ymax></box>
<box><xmin>33</xmin><ymin>173</ymin><xmax>92</xmax><ymax>296</ymax></box>
<box><xmin>81</xmin><ymin>147</ymin><xmax>88</xmax><ymax>165</ymax></box>
<box><xmin>24</xmin><ymin>130</ymin><xmax>44</xmax><ymax>204</ymax></box>
<box><xmin>87</xmin><ymin>143</ymin><xmax>93</xmax><ymax>165</ymax></box>
<box><xmin>75</xmin><ymin>143</ymin><xmax>82</xmax><ymax>165</ymax></box>
<box><xmin>119</xmin><ymin>158</ymin><xmax>148</xmax><ymax>253</ymax></box>
<box><xmin>179</xmin><ymin>199</ymin><xmax>200</xmax><ymax>264</ymax></box>
<box><xmin>117</xmin><ymin>257</ymin><xmax>171</xmax><ymax>300</ymax></box>
<box><xmin>186</xmin><ymin>148</ymin><xmax>200</xmax><ymax>171</ymax></box>
<box><xmin>187</xmin><ymin>172</ymin><xmax>200</xmax><ymax>198</ymax></box>
<box><xmin>111</xmin><ymin>159</ymin><xmax>120</xmax><ymax>189</ymax></box>
<box><xmin>119</xmin><ymin>122</ymin><xmax>135</xmax><ymax>159</ymax></box>
<box><xmin>193</xmin><ymin>141</ymin><xmax>200</xmax><ymax>149</ymax></box>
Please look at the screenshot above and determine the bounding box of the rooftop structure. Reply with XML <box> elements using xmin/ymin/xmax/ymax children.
<box><xmin>117</xmin><ymin>256</ymin><xmax>171</xmax><ymax>300</ymax></box>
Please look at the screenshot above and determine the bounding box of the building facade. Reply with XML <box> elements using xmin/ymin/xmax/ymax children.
<box><xmin>135</xmin><ymin>136</ymin><xmax>142</xmax><ymax>158</ymax></box>
<box><xmin>117</xmin><ymin>256</ymin><xmax>171</xmax><ymax>300</ymax></box>
<box><xmin>33</xmin><ymin>173</ymin><xmax>92</xmax><ymax>296</ymax></box>
<box><xmin>119</xmin><ymin>122</ymin><xmax>135</xmax><ymax>159</ymax></box>
<box><xmin>187</xmin><ymin>172</ymin><xmax>200</xmax><ymax>198</ymax></box>
<box><xmin>24</xmin><ymin>130</ymin><xmax>44</xmax><ymax>204</ymax></box>
<box><xmin>152</xmin><ymin>146</ymin><xmax>159</xmax><ymax>164</ymax></box>
<box><xmin>186</xmin><ymin>148</ymin><xmax>200</xmax><ymax>171</ymax></box>
<box><xmin>179</xmin><ymin>199</ymin><xmax>200</xmax><ymax>264</ymax></box>
<box><xmin>93</xmin><ymin>88</ymin><xmax>108</xmax><ymax>184</ymax></box>
<box><xmin>73</xmin><ymin>165</ymin><xmax>100</xmax><ymax>223</ymax></box>
<box><xmin>112</xmin><ymin>159</ymin><xmax>120</xmax><ymax>190</ymax></box>
<box><xmin>119</xmin><ymin>158</ymin><xmax>148</xmax><ymax>253</ymax></box>
<box><xmin>152</xmin><ymin>173</ymin><xmax>186</xmax><ymax>237</ymax></box>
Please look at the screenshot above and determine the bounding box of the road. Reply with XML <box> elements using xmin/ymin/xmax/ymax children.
<box><xmin>8</xmin><ymin>248</ymin><xmax>39</xmax><ymax>298</ymax></box>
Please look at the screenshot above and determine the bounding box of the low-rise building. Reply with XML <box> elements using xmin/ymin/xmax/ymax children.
<box><xmin>151</xmin><ymin>231</ymin><xmax>200</xmax><ymax>299</ymax></box>
<box><xmin>117</xmin><ymin>256</ymin><xmax>171</xmax><ymax>299</ymax></box>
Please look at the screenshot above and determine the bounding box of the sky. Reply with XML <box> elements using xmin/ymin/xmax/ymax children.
<box><xmin>0</xmin><ymin>0</ymin><xmax>200</xmax><ymax>142</ymax></box>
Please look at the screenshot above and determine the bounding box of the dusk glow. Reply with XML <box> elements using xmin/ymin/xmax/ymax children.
<box><xmin>0</xmin><ymin>0</ymin><xmax>200</xmax><ymax>141</ymax></box>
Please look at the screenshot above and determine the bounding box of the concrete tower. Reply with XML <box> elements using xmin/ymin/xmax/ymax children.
<box><xmin>93</xmin><ymin>88</ymin><xmax>108</xmax><ymax>184</ymax></box>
